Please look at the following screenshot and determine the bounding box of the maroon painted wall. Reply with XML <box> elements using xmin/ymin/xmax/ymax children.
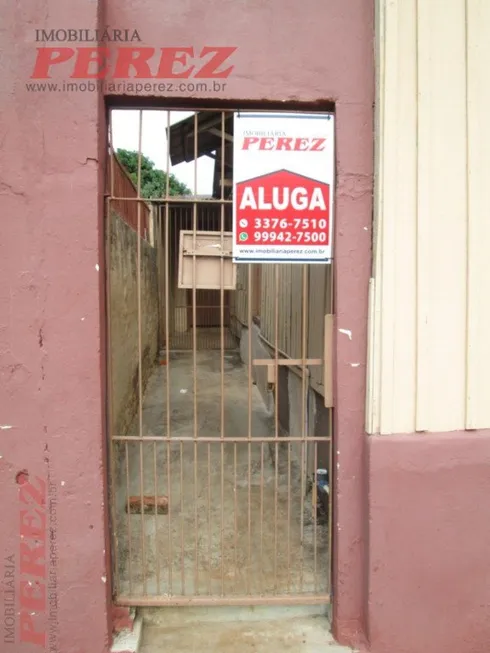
<box><xmin>368</xmin><ymin>433</ymin><xmax>490</xmax><ymax>653</ymax></box>
<box><xmin>1</xmin><ymin>0</ymin><xmax>374</xmax><ymax>651</ymax></box>
<box><xmin>104</xmin><ymin>0</ymin><xmax>374</xmax><ymax>645</ymax></box>
<box><xmin>0</xmin><ymin>2</ymin><xmax>110</xmax><ymax>652</ymax></box>
<box><xmin>103</xmin><ymin>0</ymin><xmax>373</xmax><ymax>105</ymax></box>
<box><xmin>4</xmin><ymin>2</ymin><xmax>490</xmax><ymax>653</ymax></box>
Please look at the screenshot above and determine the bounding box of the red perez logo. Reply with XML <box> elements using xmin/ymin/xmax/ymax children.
<box><xmin>31</xmin><ymin>46</ymin><xmax>237</xmax><ymax>80</ymax></box>
<box><xmin>241</xmin><ymin>137</ymin><xmax>327</xmax><ymax>151</ymax></box>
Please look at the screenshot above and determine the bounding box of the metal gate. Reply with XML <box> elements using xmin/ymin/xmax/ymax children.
<box><xmin>106</xmin><ymin>108</ymin><xmax>334</xmax><ymax>606</ymax></box>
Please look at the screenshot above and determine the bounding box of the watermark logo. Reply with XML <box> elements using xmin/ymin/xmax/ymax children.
<box><xmin>4</xmin><ymin>460</ymin><xmax>59</xmax><ymax>650</ymax></box>
<box><xmin>3</xmin><ymin>554</ymin><xmax>15</xmax><ymax>645</ymax></box>
<box><xmin>27</xmin><ymin>29</ymin><xmax>237</xmax><ymax>94</ymax></box>
<box><xmin>35</xmin><ymin>28</ymin><xmax>142</xmax><ymax>43</ymax></box>
<box><xmin>31</xmin><ymin>46</ymin><xmax>236</xmax><ymax>80</ymax></box>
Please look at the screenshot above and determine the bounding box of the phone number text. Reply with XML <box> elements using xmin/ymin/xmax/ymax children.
<box><xmin>253</xmin><ymin>231</ymin><xmax>327</xmax><ymax>243</ymax></box>
<box><xmin>250</xmin><ymin>218</ymin><xmax>328</xmax><ymax>230</ymax></box>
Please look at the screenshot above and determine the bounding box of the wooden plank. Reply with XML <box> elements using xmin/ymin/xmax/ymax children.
<box><xmin>465</xmin><ymin>0</ymin><xmax>490</xmax><ymax>428</ymax></box>
<box><xmin>324</xmin><ymin>314</ymin><xmax>334</xmax><ymax>408</ymax></box>
<box><xmin>253</xmin><ymin>358</ymin><xmax>323</xmax><ymax>367</ymax></box>
<box><xmin>416</xmin><ymin>0</ymin><xmax>467</xmax><ymax>431</ymax></box>
<box><xmin>308</xmin><ymin>266</ymin><xmax>327</xmax><ymax>391</ymax></box>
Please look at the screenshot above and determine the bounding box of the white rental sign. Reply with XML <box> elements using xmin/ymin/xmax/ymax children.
<box><xmin>232</xmin><ymin>112</ymin><xmax>335</xmax><ymax>263</ymax></box>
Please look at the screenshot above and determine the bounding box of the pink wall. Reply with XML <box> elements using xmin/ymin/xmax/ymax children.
<box><xmin>105</xmin><ymin>0</ymin><xmax>374</xmax><ymax>643</ymax></box>
<box><xmin>11</xmin><ymin>3</ymin><xmax>490</xmax><ymax>653</ymax></box>
<box><xmin>368</xmin><ymin>433</ymin><xmax>490</xmax><ymax>653</ymax></box>
<box><xmin>103</xmin><ymin>0</ymin><xmax>372</xmax><ymax>105</ymax></box>
<box><xmin>0</xmin><ymin>1</ymin><xmax>110</xmax><ymax>652</ymax></box>
<box><xmin>1</xmin><ymin>2</ymin><xmax>373</xmax><ymax>651</ymax></box>
<box><xmin>3</xmin><ymin>1</ymin><xmax>490</xmax><ymax>652</ymax></box>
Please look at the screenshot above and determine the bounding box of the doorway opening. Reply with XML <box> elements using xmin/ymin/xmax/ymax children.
<box><xmin>105</xmin><ymin>107</ymin><xmax>334</xmax><ymax>608</ymax></box>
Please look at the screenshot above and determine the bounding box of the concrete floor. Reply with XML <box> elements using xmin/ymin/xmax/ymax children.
<box><xmin>113</xmin><ymin>349</ymin><xmax>329</xmax><ymax>600</ymax></box>
<box><xmin>139</xmin><ymin>607</ymin><xmax>354</xmax><ymax>653</ymax></box>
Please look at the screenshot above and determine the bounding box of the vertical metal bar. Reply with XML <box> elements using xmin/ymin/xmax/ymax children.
<box><xmin>328</xmin><ymin>259</ymin><xmax>334</xmax><ymax>594</ymax></box>
<box><xmin>156</xmin><ymin>207</ymin><xmax>163</xmax><ymax>347</ymax></box>
<box><xmin>153</xmin><ymin>185</ymin><xmax>162</xmax><ymax>597</ymax></box>
<box><xmin>207</xmin><ymin>441</ymin><xmax>212</xmax><ymax>596</ymax></box>
<box><xmin>166</xmin><ymin>436</ymin><xmax>173</xmax><ymax>595</ymax></box>
<box><xmin>313</xmin><ymin>443</ymin><xmax>318</xmax><ymax>593</ymax></box>
<box><xmin>106</xmin><ymin>196</ymin><xmax>120</xmax><ymax>594</ymax></box>
<box><xmin>173</xmin><ymin>205</ymin><xmax>178</xmax><ymax>349</ymax></box>
<box><xmin>180</xmin><ymin>440</ymin><xmax>185</xmax><ymax>594</ymax></box>
<box><xmin>125</xmin><ymin>442</ymin><xmax>133</xmax><ymax>593</ymax></box>
<box><xmin>233</xmin><ymin>441</ymin><xmax>238</xmax><ymax>594</ymax></box>
<box><xmin>153</xmin><ymin>441</ymin><xmax>160</xmax><ymax>594</ymax></box>
<box><xmin>136</xmin><ymin>110</ymin><xmax>147</xmax><ymax>595</ymax></box>
<box><xmin>137</xmin><ymin>112</ymin><xmax>143</xmax><ymax>434</ymax></box>
<box><xmin>259</xmin><ymin>268</ymin><xmax>264</xmax><ymax>592</ymax></box>
<box><xmin>273</xmin><ymin>264</ymin><xmax>279</xmax><ymax>593</ymax></box>
<box><xmin>195</xmin><ymin>441</ymin><xmax>200</xmax><ymax>596</ymax></box>
<box><xmin>109</xmin><ymin>109</ymin><xmax>115</xmax><ymax>198</ymax></box>
<box><xmin>165</xmin><ymin>112</ymin><xmax>173</xmax><ymax>596</ymax></box>
<box><xmin>247</xmin><ymin>262</ymin><xmax>253</xmax><ymax>595</ymax></box>
<box><xmin>106</xmin><ymin>112</ymin><xmax>120</xmax><ymax>597</ymax></box>
<box><xmin>192</xmin><ymin>113</ymin><xmax>199</xmax><ymax>595</ymax></box>
<box><xmin>220</xmin><ymin>112</ymin><xmax>226</xmax><ymax>597</ymax></box>
<box><xmin>299</xmin><ymin>264</ymin><xmax>308</xmax><ymax>592</ymax></box>
<box><xmin>328</xmin><ymin>429</ymin><xmax>333</xmax><ymax>594</ymax></box>
<box><xmin>259</xmin><ymin>442</ymin><xmax>264</xmax><ymax>593</ymax></box>
<box><xmin>287</xmin><ymin>440</ymin><xmax>291</xmax><ymax>592</ymax></box>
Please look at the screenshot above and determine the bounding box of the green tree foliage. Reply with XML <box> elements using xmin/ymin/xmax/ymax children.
<box><xmin>116</xmin><ymin>148</ymin><xmax>191</xmax><ymax>198</ymax></box>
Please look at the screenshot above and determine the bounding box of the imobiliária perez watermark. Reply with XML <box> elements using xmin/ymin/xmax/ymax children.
<box><xmin>3</xmin><ymin>455</ymin><xmax>59</xmax><ymax>651</ymax></box>
<box><xmin>27</xmin><ymin>28</ymin><xmax>237</xmax><ymax>93</ymax></box>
